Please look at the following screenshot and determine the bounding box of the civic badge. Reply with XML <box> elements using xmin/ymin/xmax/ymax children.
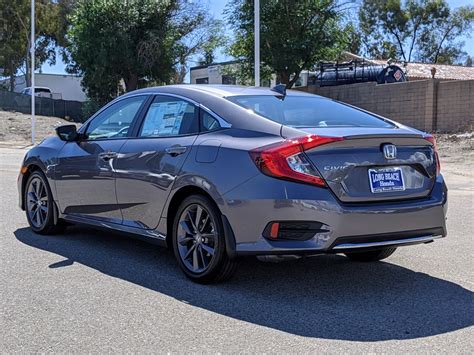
<box><xmin>383</xmin><ymin>144</ymin><xmax>397</xmax><ymax>160</ymax></box>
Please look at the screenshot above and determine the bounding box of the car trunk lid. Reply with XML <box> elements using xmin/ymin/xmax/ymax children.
<box><xmin>283</xmin><ymin>127</ymin><xmax>438</xmax><ymax>203</ymax></box>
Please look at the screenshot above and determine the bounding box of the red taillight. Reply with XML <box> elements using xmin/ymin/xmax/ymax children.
<box><xmin>250</xmin><ymin>135</ymin><xmax>344</xmax><ymax>186</ymax></box>
<box><xmin>270</xmin><ymin>222</ymin><xmax>279</xmax><ymax>239</ymax></box>
<box><xmin>424</xmin><ymin>134</ymin><xmax>441</xmax><ymax>176</ymax></box>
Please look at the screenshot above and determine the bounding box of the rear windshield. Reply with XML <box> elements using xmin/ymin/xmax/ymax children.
<box><xmin>226</xmin><ymin>95</ymin><xmax>394</xmax><ymax>128</ymax></box>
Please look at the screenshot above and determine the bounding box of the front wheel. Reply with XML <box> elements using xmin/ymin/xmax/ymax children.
<box><xmin>172</xmin><ymin>195</ymin><xmax>237</xmax><ymax>284</ymax></box>
<box><xmin>24</xmin><ymin>171</ymin><xmax>65</xmax><ymax>235</ymax></box>
<box><xmin>345</xmin><ymin>247</ymin><xmax>397</xmax><ymax>262</ymax></box>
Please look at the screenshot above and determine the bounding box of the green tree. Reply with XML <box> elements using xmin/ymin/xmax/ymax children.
<box><xmin>416</xmin><ymin>5</ymin><xmax>474</xmax><ymax>64</ymax></box>
<box><xmin>170</xmin><ymin>18</ymin><xmax>225</xmax><ymax>84</ymax></box>
<box><xmin>359</xmin><ymin>0</ymin><xmax>474</xmax><ymax>64</ymax></box>
<box><xmin>225</xmin><ymin>0</ymin><xmax>349</xmax><ymax>88</ymax></box>
<box><xmin>196</xmin><ymin>20</ymin><xmax>227</xmax><ymax>66</ymax></box>
<box><xmin>0</xmin><ymin>0</ymin><xmax>72</xmax><ymax>90</ymax></box>
<box><xmin>465</xmin><ymin>55</ymin><xmax>473</xmax><ymax>67</ymax></box>
<box><xmin>66</xmin><ymin>0</ymin><xmax>216</xmax><ymax>103</ymax></box>
<box><xmin>0</xmin><ymin>1</ymin><xmax>25</xmax><ymax>90</ymax></box>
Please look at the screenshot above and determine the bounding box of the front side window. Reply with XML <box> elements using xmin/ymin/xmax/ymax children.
<box><xmin>86</xmin><ymin>96</ymin><xmax>146</xmax><ymax>140</ymax></box>
<box><xmin>227</xmin><ymin>95</ymin><xmax>394</xmax><ymax>128</ymax></box>
<box><xmin>139</xmin><ymin>96</ymin><xmax>198</xmax><ymax>137</ymax></box>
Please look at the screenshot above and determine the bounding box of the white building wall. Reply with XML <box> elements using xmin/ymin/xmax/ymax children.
<box><xmin>37</xmin><ymin>74</ymin><xmax>87</xmax><ymax>102</ymax></box>
<box><xmin>2</xmin><ymin>74</ymin><xmax>87</xmax><ymax>102</ymax></box>
<box><xmin>190</xmin><ymin>62</ymin><xmax>277</xmax><ymax>87</ymax></box>
<box><xmin>190</xmin><ymin>66</ymin><xmax>225</xmax><ymax>84</ymax></box>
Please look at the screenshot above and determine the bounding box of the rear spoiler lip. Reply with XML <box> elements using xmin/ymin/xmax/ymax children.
<box><xmin>341</xmin><ymin>133</ymin><xmax>424</xmax><ymax>139</ymax></box>
<box><xmin>280</xmin><ymin>124</ymin><xmax>427</xmax><ymax>140</ymax></box>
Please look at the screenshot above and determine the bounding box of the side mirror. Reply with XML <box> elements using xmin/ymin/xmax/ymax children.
<box><xmin>56</xmin><ymin>125</ymin><xmax>78</xmax><ymax>142</ymax></box>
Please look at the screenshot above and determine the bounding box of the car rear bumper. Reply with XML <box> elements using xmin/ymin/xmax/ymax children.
<box><xmin>222</xmin><ymin>174</ymin><xmax>448</xmax><ymax>256</ymax></box>
<box><xmin>234</xmin><ymin>228</ymin><xmax>446</xmax><ymax>256</ymax></box>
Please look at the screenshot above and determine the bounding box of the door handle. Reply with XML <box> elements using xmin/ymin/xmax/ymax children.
<box><xmin>165</xmin><ymin>145</ymin><xmax>187</xmax><ymax>157</ymax></box>
<box><xmin>98</xmin><ymin>151</ymin><xmax>117</xmax><ymax>161</ymax></box>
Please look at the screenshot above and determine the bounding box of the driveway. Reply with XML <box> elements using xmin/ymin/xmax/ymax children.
<box><xmin>0</xmin><ymin>146</ymin><xmax>472</xmax><ymax>352</ymax></box>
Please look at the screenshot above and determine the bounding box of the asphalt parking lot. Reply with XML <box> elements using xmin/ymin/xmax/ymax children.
<box><xmin>0</xmin><ymin>146</ymin><xmax>472</xmax><ymax>352</ymax></box>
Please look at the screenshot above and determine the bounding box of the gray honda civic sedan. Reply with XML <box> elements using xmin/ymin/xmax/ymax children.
<box><xmin>18</xmin><ymin>85</ymin><xmax>447</xmax><ymax>283</ymax></box>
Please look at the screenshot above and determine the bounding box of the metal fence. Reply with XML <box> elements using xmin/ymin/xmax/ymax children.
<box><xmin>0</xmin><ymin>89</ymin><xmax>85</xmax><ymax>122</ymax></box>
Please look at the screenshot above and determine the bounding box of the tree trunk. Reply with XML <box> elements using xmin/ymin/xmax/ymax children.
<box><xmin>25</xmin><ymin>56</ymin><xmax>30</xmax><ymax>87</ymax></box>
<box><xmin>124</xmin><ymin>74</ymin><xmax>138</xmax><ymax>92</ymax></box>
<box><xmin>288</xmin><ymin>70</ymin><xmax>302</xmax><ymax>89</ymax></box>
<box><xmin>277</xmin><ymin>71</ymin><xmax>300</xmax><ymax>89</ymax></box>
<box><xmin>9</xmin><ymin>62</ymin><xmax>15</xmax><ymax>91</ymax></box>
<box><xmin>9</xmin><ymin>73</ymin><xmax>15</xmax><ymax>92</ymax></box>
<box><xmin>177</xmin><ymin>65</ymin><xmax>187</xmax><ymax>84</ymax></box>
<box><xmin>278</xmin><ymin>71</ymin><xmax>291</xmax><ymax>87</ymax></box>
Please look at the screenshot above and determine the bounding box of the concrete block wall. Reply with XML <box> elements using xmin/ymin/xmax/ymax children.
<box><xmin>437</xmin><ymin>80</ymin><xmax>473</xmax><ymax>132</ymax></box>
<box><xmin>303</xmin><ymin>79</ymin><xmax>473</xmax><ymax>132</ymax></box>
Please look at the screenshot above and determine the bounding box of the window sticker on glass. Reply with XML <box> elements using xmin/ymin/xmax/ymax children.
<box><xmin>141</xmin><ymin>101</ymin><xmax>187</xmax><ymax>137</ymax></box>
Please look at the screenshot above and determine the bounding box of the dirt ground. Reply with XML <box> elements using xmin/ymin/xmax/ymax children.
<box><xmin>435</xmin><ymin>133</ymin><xmax>473</xmax><ymax>180</ymax></box>
<box><xmin>0</xmin><ymin>109</ymin><xmax>472</xmax><ymax>177</ymax></box>
<box><xmin>0</xmin><ymin>110</ymin><xmax>80</xmax><ymax>147</ymax></box>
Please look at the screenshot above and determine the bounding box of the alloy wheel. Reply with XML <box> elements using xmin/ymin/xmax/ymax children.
<box><xmin>177</xmin><ymin>203</ymin><xmax>218</xmax><ymax>273</ymax></box>
<box><xmin>26</xmin><ymin>177</ymin><xmax>49</xmax><ymax>228</ymax></box>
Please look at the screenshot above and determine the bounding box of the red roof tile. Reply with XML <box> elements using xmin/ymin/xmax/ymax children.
<box><xmin>369</xmin><ymin>59</ymin><xmax>474</xmax><ymax>81</ymax></box>
<box><xmin>342</xmin><ymin>52</ymin><xmax>474</xmax><ymax>81</ymax></box>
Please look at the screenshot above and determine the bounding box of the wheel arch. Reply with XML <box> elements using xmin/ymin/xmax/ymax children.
<box><xmin>165</xmin><ymin>185</ymin><xmax>215</xmax><ymax>247</ymax></box>
<box><xmin>165</xmin><ymin>185</ymin><xmax>236</xmax><ymax>258</ymax></box>
<box><xmin>20</xmin><ymin>163</ymin><xmax>43</xmax><ymax>210</ymax></box>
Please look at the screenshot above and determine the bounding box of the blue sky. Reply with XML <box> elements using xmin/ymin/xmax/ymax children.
<box><xmin>41</xmin><ymin>0</ymin><xmax>474</xmax><ymax>75</ymax></box>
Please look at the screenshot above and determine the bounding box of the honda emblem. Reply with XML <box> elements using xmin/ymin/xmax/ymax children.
<box><xmin>383</xmin><ymin>144</ymin><xmax>397</xmax><ymax>159</ymax></box>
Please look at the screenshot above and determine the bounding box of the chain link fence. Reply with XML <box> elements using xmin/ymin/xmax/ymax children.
<box><xmin>0</xmin><ymin>89</ymin><xmax>86</xmax><ymax>123</ymax></box>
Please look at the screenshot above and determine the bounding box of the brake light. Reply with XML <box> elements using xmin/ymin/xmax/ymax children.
<box><xmin>270</xmin><ymin>222</ymin><xmax>279</xmax><ymax>239</ymax></box>
<box><xmin>250</xmin><ymin>135</ymin><xmax>343</xmax><ymax>186</ymax></box>
<box><xmin>424</xmin><ymin>134</ymin><xmax>441</xmax><ymax>176</ymax></box>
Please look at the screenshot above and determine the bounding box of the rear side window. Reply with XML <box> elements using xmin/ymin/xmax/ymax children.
<box><xmin>201</xmin><ymin>111</ymin><xmax>221</xmax><ymax>132</ymax></box>
<box><xmin>139</xmin><ymin>96</ymin><xmax>198</xmax><ymax>137</ymax></box>
<box><xmin>227</xmin><ymin>95</ymin><xmax>394</xmax><ymax>128</ymax></box>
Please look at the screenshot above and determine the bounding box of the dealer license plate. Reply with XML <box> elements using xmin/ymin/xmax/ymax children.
<box><xmin>368</xmin><ymin>167</ymin><xmax>405</xmax><ymax>193</ymax></box>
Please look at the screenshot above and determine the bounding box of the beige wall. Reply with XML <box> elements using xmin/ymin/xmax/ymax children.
<box><xmin>302</xmin><ymin>79</ymin><xmax>473</xmax><ymax>132</ymax></box>
<box><xmin>437</xmin><ymin>80</ymin><xmax>474</xmax><ymax>132</ymax></box>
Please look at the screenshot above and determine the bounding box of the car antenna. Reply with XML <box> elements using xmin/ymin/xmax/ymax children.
<box><xmin>271</xmin><ymin>84</ymin><xmax>286</xmax><ymax>99</ymax></box>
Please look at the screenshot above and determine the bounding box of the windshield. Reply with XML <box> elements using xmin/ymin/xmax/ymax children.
<box><xmin>226</xmin><ymin>95</ymin><xmax>395</xmax><ymax>128</ymax></box>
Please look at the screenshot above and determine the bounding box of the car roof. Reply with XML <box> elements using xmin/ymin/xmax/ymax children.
<box><xmin>129</xmin><ymin>84</ymin><xmax>321</xmax><ymax>99</ymax></box>
<box><xmin>119</xmin><ymin>85</ymin><xmax>326</xmax><ymax>136</ymax></box>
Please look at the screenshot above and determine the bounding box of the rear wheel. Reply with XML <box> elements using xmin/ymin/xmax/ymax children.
<box><xmin>172</xmin><ymin>195</ymin><xmax>237</xmax><ymax>284</ymax></box>
<box><xmin>24</xmin><ymin>171</ymin><xmax>65</xmax><ymax>235</ymax></box>
<box><xmin>344</xmin><ymin>247</ymin><xmax>396</xmax><ymax>262</ymax></box>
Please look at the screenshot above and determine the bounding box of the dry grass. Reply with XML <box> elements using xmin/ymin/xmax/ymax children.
<box><xmin>0</xmin><ymin>109</ymin><xmax>80</xmax><ymax>146</ymax></box>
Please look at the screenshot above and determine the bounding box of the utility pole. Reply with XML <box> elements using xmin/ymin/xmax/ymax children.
<box><xmin>31</xmin><ymin>0</ymin><xmax>36</xmax><ymax>145</ymax></box>
<box><xmin>254</xmin><ymin>0</ymin><xmax>260</xmax><ymax>87</ymax></box>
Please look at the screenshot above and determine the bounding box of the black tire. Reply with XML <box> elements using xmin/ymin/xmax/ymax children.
<box><xmin>345</xmin><ymin>247</ymin><xmax>397</xmax><ymax>262</ymax></box>
<box><xmin>24</xmin><ymin>171</ymin><xmax>66</xmax><ymax>235</ymax></box>
<box><xmin>172</xmin><ymin>195</ymin><xmax>237</xmax><ymax>284</ymax></box>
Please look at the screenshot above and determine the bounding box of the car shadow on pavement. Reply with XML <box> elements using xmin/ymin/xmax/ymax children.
<box><xmin>14</xmin><ymin>226</ymin><xmax>473</xmax><ymax>342</ymax></box>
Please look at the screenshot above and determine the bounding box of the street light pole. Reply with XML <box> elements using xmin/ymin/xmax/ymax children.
<box><xmin>30</xmin><ymin>0</ymin><xmax>36</xmax><ymax>145</ymax></box>
<box><xmin>254</xmin><ymin>0</ymin><xmax>260</xmax><ymax>87</ymax></box>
